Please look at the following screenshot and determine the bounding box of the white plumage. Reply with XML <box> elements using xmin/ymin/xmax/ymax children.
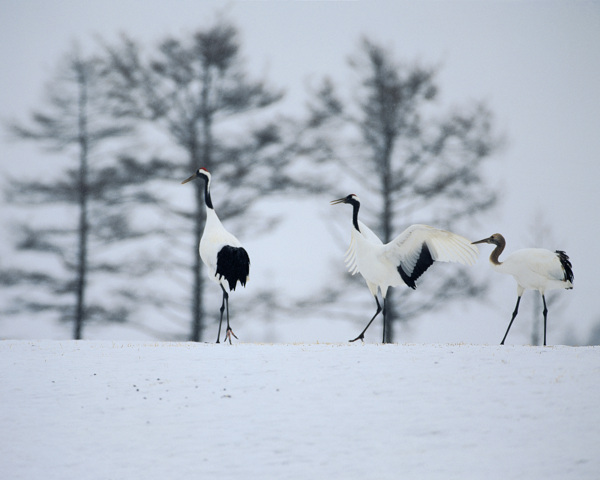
<box><xmin>332</xmin><ymin>194</ymin><xmax>479</xmax><ymax>343</ymax></box>
<box><xmin>472</xmin><ymin>233</ymin><xmax>573</xmax><ymax>346</ymax></box>
<box><xmin>200</xmin><ymin>208</ymin><xmax>246</xmax><ymax>285</ymax></box>
<box><xmin>182</xmin><ymin>168</ymin><xmax>250</xmax><ymax>344</ymax></box>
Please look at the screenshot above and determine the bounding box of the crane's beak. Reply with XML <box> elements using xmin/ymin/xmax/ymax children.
<box><xmin>330</xmin><ymin>197</ymin><xmax>346</xmax><ymax>205</ymax></box>
<box><xmin>471</xmin><ymin>236</ymin><xmax>492</xmax><ymax>245</ymax></box>
<box><xmin>181</xmin><ymin>172</ymin><xmax>197</xmax><ymax>184</ymax></box>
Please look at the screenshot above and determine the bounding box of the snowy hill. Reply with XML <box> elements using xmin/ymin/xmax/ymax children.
<box><xmin>2</xmin><ymin>341</ymin><xmax>599</xmax><ymax>479</ymax></box>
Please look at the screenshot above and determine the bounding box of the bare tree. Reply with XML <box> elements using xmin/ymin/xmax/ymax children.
<box><xmin>3</xmin><ymin>45</ymin><xmax>140</xmax><ymax>339</ymax></box>
<box><xmin>102</xmin><ymin>21</ymin><xmax>288</xmax><ymax>341</ymax></box>
<box><xmin>306</xmin><ymin>38</ymin><xmax>501</xmax><ymax>342</ymax></box>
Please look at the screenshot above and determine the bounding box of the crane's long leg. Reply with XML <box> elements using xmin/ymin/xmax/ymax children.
<box><xmin>216</xmin><ymin>287</ymin><xmax>226</xmax><ymax>343</ymax></box>
<box><xmin>501</xmin><ymin>296</ymin><xmax>522</xmax><ymax>345</ymax></box>
<box><xmin>220</xmin><ymin>284</ymin><xmax>238</xmax><ymax>345</ymax></box>
<box><xmin>542</xmin><ymin>294</ymin><xmax>548</xmax><ymax>347</ymax></box>
<box><xmin>350</xmin><ymin>296</ymin><xmax>382</xmax><ymax>343</ymax></box>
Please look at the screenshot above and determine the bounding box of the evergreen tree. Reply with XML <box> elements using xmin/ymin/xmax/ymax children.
<box><xmin>102</xmin><ymin>21</ymin><xmax>287</xmax><ymax>341</ymax></box>
<box><xmin>3</xmin><ymin>45</ymin><xmax>141</xmax><ymax>339</ymax></box>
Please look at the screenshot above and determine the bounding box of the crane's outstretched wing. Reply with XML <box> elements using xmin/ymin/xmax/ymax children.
<box><xmin>344</xmin><ymin>220</ymin><xmax>383</xmax><ymax>275</ymax></box>
<box><xmin>383</xmin><ymin>224</ymin><xmax>479</xmax><ymax>289</ymax></box>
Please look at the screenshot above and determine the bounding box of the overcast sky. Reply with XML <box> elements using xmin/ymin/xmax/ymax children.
<box><xmin>1</xmin><ymin>1</ymin><xmax>599</xmax><ymax>344</ymax></box>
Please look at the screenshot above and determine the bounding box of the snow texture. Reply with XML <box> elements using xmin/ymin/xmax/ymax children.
<box><xmin>2</xmin><ymin>341</ymin><xmax>599</xmax><ymax>479</ymax></box>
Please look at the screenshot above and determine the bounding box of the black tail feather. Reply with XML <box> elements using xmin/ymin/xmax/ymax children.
<box><xmin>555</xmin><ymin>250</ymin><xmax>574</xmax><ymax>284</ymax></box>
<box><xmin>216</xmin><ymin>246</ymin><xmax>250</xmax><ymax>291</ymax></box>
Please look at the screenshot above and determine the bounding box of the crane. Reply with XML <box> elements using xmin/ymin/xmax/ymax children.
<box><xmin>182</xmin><ymin>168</ymin><xmax>250</xmax><ymax>344</ymax></box>
<box><xmin>472</xmin><ymin>233</ymin><xmax>573</xmax><ymax>346</ymax></box>
<box><xmin>331</xmin><ymin>194</ymin><xmax>479</xmax><ymax>343</ymax></box>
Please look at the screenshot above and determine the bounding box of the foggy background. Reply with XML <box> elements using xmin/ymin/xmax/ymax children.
<box><xmin>1</xmin><ymin>0</ymin><xmax>599</xmax><ymax>345</ymax></box>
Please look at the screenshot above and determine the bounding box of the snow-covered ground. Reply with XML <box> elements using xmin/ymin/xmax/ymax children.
<box><xmin>2</xmin><ymin>341</ymin><xmax>599</xmax><ymax>479</ymax></box>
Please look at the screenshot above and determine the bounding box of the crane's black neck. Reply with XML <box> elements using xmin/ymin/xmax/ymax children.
<box><xmin>349</xmin><ymin>198</ymin><xmax>360</xmax><ymax>232</ymax></box>
<box><xmin>200</xmin><ymin>175</ymin><xmax>214</xmax><ymax>210</ymax></box>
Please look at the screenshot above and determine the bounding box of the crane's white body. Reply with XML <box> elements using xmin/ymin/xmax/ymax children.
<box><xmin>200</xmin><ymin>208</ymin><xmax>246</xmax><ymax>291</ymax></box>
<box><xmin>490</xmin><ymin>248</ymin><xmax>573</xmax><ymax>296</ymax></box>
<box><xmin>346</xmin><ymin>221</ymin><xmax>479</xmax><ymax>297</ymax></box>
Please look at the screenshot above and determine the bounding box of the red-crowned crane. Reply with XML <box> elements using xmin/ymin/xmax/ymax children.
<box><xmin>331</xmin><ymin>194</ymin><xmax>479</xmax><ymax>343</ymax></box>
<box><xmin>182</xmin><ymin>168</ymin><xmax>250</xmax><ymax>344</ymax></box>
<box><xmin>472</xmin><ymin>233</ymin><xmax>573</xmax><ymax>346</ymax></box>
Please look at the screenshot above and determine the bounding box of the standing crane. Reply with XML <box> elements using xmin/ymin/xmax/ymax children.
<box><xmin>472</xmin><ymin>233</ymin><xmax>573</xmax><ymax>346</ymax></box>
<box><xmin>182</xmin><ymin>168</ymin><xmax>250</xmax><ymax>344</ymax></box>
<box><xmin>331</xmin><ymin>194</ymin><xmax>479</xmax><ymax>343</ymax></box>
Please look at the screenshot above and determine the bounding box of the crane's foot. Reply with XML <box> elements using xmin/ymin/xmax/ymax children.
<box><xmin>349</xmin><ymin>334</ymin><xmax>365</xmax><ymax>343</ymax></box>
<box><xmin>225</xmin><ymin>327</ymin><xmax>238</xmax><ymax>344</ymax></box>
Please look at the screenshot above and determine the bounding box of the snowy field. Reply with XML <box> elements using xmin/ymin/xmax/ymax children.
<box><xmin>2</xmin><ymin>341</ymin><xmax>599</xmax><ymax>480</ymax></box>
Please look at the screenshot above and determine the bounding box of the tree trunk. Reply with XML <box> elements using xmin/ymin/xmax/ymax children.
<box><xmin>190</xmin><ymin>69</ymin><xmax>214</xmax><ymax>342</ymax></box>
<box><xmin>190</xmin><ymin>187</ymin><xmax>204</xmax><ymax>342</ymax></box>
<box><xmin>381</xmin><ymin>134</ymin><xmax>396</xmax><ymax>343</ymax></box>
<box><xmin>189</xmin><ymin>132</ymin><xmax>205</xmax><ymax>342</ymax></box>
<box><xmin>74</xmin><ymin>64</ymin><xmax>89</xmax><ymax>340</ymax></box>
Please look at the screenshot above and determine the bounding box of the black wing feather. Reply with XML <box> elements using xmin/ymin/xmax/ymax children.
<box><xmin>216</xmin><ymin>246</ymin><xmax>250</xmax><ymax>291</ymax></box>
<box><xmin>397</xmin><ymin>243</ymin><xmax>434</xmax><ymax>290</ymax></box>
